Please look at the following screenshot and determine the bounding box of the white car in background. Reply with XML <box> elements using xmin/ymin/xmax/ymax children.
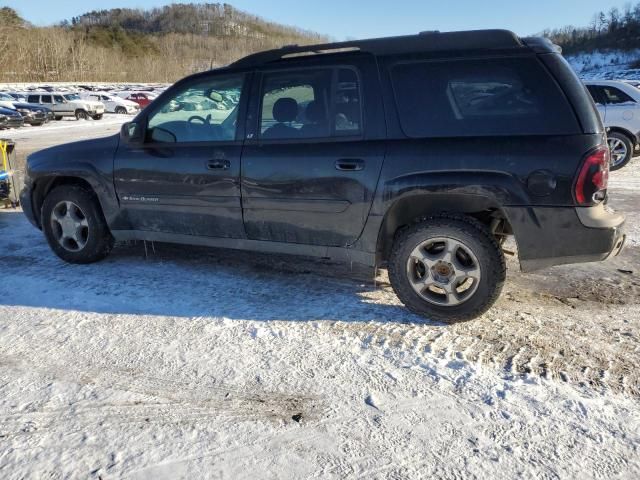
<box><xmin>0</xmin><ymin>92</ymin><xmax>17</xmax><ymax>109</ymax></box>
<box><xmin>585</xmin><ymin>80</ymin><xmax>640</xmax><ymax>170</ymax></box>
<box><xmin>80</xmin><ymin>92</ymin><xmax>140</xmax><ymax>114</ymax></box>
<box><xmin>26</xmin><ymin>92</ymin><xmax>105</xmax><ymax>120</ymax></box>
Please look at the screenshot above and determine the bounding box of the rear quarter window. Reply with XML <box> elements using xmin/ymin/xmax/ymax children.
<box><xmin>390</xmin><ymin>57</ymin><xmax>580</xmax><ymax>137</ymax></box>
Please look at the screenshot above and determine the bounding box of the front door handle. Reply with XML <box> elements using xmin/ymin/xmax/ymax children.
<box><xmin>207</xmin><ymin>159</ymin><xmax>230</xmax><ymax>170</ymax></box>
<box><xmin>335</xmin><ymin>159</ymin><xmax>364</xmax><ymax>171</ymax></box>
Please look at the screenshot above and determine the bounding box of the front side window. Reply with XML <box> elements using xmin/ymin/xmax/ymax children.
<box><xmin>259</xmin><ymin>67</ymin><xmax>362</xmax><ymax>140</ymax></box>
<box><xmin>601</xmin><ymin>87</ymin><xmax>635</xmax><ymax>105</ymax></box>
<box><xmin>391</xmin><ymin>57</ymin><xmax>580</xmax><ymax>137</ymax></box>
<box><xmin>54</xmin><ymin>95</ymin><xmax>65</xmax><ymax>103</ymax></box>
<box><xmin>147</xmin><ymin>74</ymin><xmax>244</xmax><ymax>143</ymax></box>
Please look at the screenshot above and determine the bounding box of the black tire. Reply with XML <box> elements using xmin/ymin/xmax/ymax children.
<box><xmin>54</xmin><ymin>116</ymin><xmax>63</xmax><ymax>121</ymax></box>
<box><xmin>388</xmin><ymin>215</ymin><xmax>506</xmax><ymax>323</ymax></box>
<box><xmin>115</xmin><ymin>107</ymin><xmax>127</xmax><ymax>115</ymax></box>
<box><xmin>75</xmin><ymin>110</ymin><xmax>88</xmax><ymax>120</ymax></box>
<box><xmin>41</xmin><ymin>185</ymin><xmax>114</xmax><ymax>264</ymax></box>
<box><xmin>92</xmin><ymin>114</ymin><xmax>103</xmax><ymax>120</ymax></box>
<box><xmin>608</xmin><ymin>131</ymin><xmax>633</xmax><ymax>171</ymax></box>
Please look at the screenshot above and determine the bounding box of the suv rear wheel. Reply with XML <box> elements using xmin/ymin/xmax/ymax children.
<box><xmin>608</xmin><ymin>131</ymin><xmax>634</xmax><ymax>170</ymax></box>
<box><xmin>115</xmin><ymin>107</ymin><xmax>127</xmax><ymax>115</ymax></box>
<box><xmin>42</xmin><ymin>185</ymin><xmax>114</xmax><ymax>264</ymax></box>
<box><xmin>388</xmin><ymin>215</ymin><xmax>506</xmax><ymax>323</ymax></box>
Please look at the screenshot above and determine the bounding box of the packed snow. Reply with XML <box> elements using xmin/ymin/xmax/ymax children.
<box><xmin>0</xmin><ymin>122</ymin><xmax>639</xmax><ymax>478</ymax></box>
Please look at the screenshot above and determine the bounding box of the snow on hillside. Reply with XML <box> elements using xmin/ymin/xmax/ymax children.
<box><xmin>566</xmin><ymin>49</ymin><xmax>640</xmax><ymax>79</ymax></box>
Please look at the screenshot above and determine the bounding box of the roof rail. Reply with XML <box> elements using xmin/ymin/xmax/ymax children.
<box><xmin>231</xmin><ymin>29</ymin><xmax>523</xmax><ymax>69</ymax></box>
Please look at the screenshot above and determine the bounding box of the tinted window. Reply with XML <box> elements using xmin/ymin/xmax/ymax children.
<box><xmin>391</xmin><ymin>57</ymin><xmax>580</xmax><ymax>137</ymax></box>
<box><xmin>601</xmin><ymin>86</ymin><xmax>635</xmax><ymax>105</ymax></box>
<box><xmin>259</xmin><ymin>67</ymin><xmax>361</xmax><ymax>140</ymax></box>
<box><xmin>54</xmin><ymin>95</ymin><xmax>64</xmax><ymax>103</ymax></box>
<box><xmin>586</xmin><ymin>85</ymin><xmax>602</xmax><ymax>103</ymax></box>
<box><xmin>27</xmin><ymin>95</ymin><xmax>39</xmax><ymax>103</ymax></box>
<box><xmin>41</xmin><ymin>95</ymin><xmax>52</xmax><ymax>103</ymax></box>
<box><xmin>147</xmin><ymin>74</ymin><xmax>244</xmax><ymax>143</ymax></box>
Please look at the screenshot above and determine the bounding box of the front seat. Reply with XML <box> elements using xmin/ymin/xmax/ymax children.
<box><xmin>300</xmin><ymin>100</ymin><xmax>330</xmax><ymax>138</ymax></box>
<box><xmin>262</xmin><ymin>97</ymin><xmax>300</xmax><ymax>139</ymax></box>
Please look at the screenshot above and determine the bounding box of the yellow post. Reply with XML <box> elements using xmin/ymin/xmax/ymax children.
<box><xmin>0</xmin><ymin>140</ymin><xmax>7</xmax><ymax>172</ymax></box>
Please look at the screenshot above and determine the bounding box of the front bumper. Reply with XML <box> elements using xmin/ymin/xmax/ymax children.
<box><xmin>1</xmin><ymin>118</ymin><xmax>24</xmax><ymax>129</ymax></box>
<box><xmin>505</xmin><ymin>204</ymin><xmax>626</xmax><ymax>272</ymax></box>
<box><xmin>19</xmin><ymin>184</ymin><xmax>39</xmax><ymax>228</ymax></box>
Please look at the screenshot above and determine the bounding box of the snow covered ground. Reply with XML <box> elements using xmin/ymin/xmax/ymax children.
<box><xmin>566</xmin><ymin>49</ymin><xmax>640</xmax><ymax>80</ymax></box>
<box><xmin>0</xmin><ymin>125</ymin><xmax>639</xmax><ymax>478</ymax></box>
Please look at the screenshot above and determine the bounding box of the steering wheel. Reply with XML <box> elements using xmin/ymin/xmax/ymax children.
<box><xmin>188</xmin><ymin>115</ymin><xmax>207</xmax><ymax>125</ymax></box>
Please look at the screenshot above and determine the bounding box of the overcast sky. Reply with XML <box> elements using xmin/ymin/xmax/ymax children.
<box><xmin>4</xmin><ymin>0</ymin><xmax>633</xmax><ymax>39</ymax></box>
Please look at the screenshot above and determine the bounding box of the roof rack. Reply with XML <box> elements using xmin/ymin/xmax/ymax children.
<box><xmin>231</xmin><ymin>29</ymin><xmax>524</xmax><ymax>69</ymax></box>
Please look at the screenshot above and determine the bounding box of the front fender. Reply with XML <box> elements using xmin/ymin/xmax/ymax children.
<box><xmin>26</xmin><ymin>134</ymin><xmax>120</xmax><ymax>225</ymax></box>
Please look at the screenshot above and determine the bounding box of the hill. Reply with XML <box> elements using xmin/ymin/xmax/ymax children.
<box><xmin>0</xmin><ymin>4</ymin><xmax>327</xmax><ymax>83</ymax></box>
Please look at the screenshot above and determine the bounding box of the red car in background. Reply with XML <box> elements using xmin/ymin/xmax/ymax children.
<box><xmin>115</xmin><ymin>91</ymin><xmax>156</xmax><ymax>109</ymax></box>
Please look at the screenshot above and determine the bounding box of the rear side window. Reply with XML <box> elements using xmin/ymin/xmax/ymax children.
<box><xmin>259</xmin><ymin>67</ymin><xmax>362</xmax><ymax>140</ymax></box>
<box><xmin>27</xmin><ymin>95</ymin><xmax>39</xmax><ymax>103</ymax></box>
<box><xmin>601</xmin><ymin>86</ymin><xmax>635</xmax><ymax>105</ymax></box>
<box><xmin>391</xmin><ymin>57</ymin><xmax>580</xmax><ymax>137</ymax></box>
<box><xmin>41</xmin><ymin>95</ymin><xmax>52</xmax><ymax>103</ymax></box>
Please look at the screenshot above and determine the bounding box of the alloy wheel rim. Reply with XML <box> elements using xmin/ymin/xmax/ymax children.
<box><xmin>406</xmin><ymin>236</ymin><xmax>481</xmax><ymax>307</ymax></box>
<box><xmin>608</xmin><ymin>138</ymin><xmax>628</xmax><ymax>167</ymax></box>
<box><xmin>50</xmin><ymin>201</ymin><xmax>89</xmax><ymax>252</ymax></box>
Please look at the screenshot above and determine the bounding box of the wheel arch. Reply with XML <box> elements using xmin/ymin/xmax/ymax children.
<box><xmin>31</xmin><ymin>176</ymin><xmax>103</xmax><ymax>228</ymax></box>
<box><xmin>375</xmin><ymin>193</ymin><xmax>513</xmax><ymax>265</ymax></box>
<box><xmin>607</xmin><ymin>126</ymin><xmax>637</xmax><ymax>146</ymax></box>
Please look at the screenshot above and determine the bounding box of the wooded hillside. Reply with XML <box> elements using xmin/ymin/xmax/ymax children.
<box><xmin>543</xmin><ymin>2</ymin><xmax>640</xmax><ymax>54</ymax></box>
<box><xmin>0</xmin><ymin>4</ymin><xmax>327</xmax><ymax>83</ymax></box>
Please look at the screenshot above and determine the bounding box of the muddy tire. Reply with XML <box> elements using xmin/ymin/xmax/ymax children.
<box><xmin>41</xmin><ymin>185</ymin><xmax>114</xmax><ymax>264</ymax></box>
<box><xmin>388</xmin><ymin>215</ymin><xmax>506</xmax><ymax>323</ymax></box>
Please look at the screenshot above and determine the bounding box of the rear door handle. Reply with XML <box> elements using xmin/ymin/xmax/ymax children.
<box><xmin>335</xmin><ymin>159</ymin><xmax>364</xmax><ymax>171</ymax></box>
<box><xmin>207</xmin><ymin>159</ymin><xmax>230</xmax><ymax>170</ymax></box>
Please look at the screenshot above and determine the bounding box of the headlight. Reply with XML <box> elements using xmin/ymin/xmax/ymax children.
<box><xmin>17</xmin><ymin>109</ymin><xmax>33</xmax><ymax>117</ymax></box>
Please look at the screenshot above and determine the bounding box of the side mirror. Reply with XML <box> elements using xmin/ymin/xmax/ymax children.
<box><xmin>120</xmin><ymin>121</ymin><xmax>144</xmax><ymax>145</ymax></box>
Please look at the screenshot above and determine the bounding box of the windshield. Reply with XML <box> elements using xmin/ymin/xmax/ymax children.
<box><xmin>0</xmin><ymin>93</ymin><xmax>13</xmax><ymax>101</ymax></box>
<box><xmin>64</xmin><ymin>94</ymin><xmax>81</xmax><ymax>101</ymax></box>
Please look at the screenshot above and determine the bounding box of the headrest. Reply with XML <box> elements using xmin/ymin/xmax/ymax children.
<box><xmin>273</xmin><ymin>97</ymin><xmax>298</xmax><ymax>123</ymax></box>
<box><xmin>305</xmin><ymin>100</ymin><xmax>327</xmax><ymax>123</ymax></box>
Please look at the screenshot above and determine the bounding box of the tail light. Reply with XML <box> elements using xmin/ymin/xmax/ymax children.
<box><xmin>574</xmin><ymin>145</ymin><xmax>609</xmax><ymax>205</ymax></box>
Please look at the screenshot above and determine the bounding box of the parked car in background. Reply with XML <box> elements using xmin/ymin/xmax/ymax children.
<box><xmin>20</xmin><ymin>30</ymin><xmax>626</xmax><ymax>322</ymax></box>
<box><xmin>80</xmin><ymin>92</ymin><xmax>140</xmax><ymax>114</ymax></box>
<box><xmin>585</xmin><ymin>80</ymin><xmax>640</xmax><ymax>170</ymax></box>
<box><xmin>0</xmin><ymin>92</ymin><xmax>17</xmax><ymax>109</ymax></box>
<box><xmin>0</xmin><ymin>107</ymin><xmax>24</xmax><ymax>129</ymax></box>
<box><xmin>114</xmin><ymin>91</ymin><xmax>155</xmax><ymax>109</ymax></box>
<box><xmin>26</xmin><ymin>92</ymin><xmax>105</xmax><ymax>120</ymax></box>
<box><xmin>11</xmin><ymin>102</ymin><xmax>48</xmax><ymax>126</ymax></box>
<box><xmin>4</xmin><ymin>92</ymin><xmax>28</xmax><ymax>102</ymax></box>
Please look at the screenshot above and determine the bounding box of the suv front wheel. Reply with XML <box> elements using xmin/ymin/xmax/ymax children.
<box><xmin>388</xmin><ymin>215</ymin><xmax>506</xmax><ymax>323</ymax></box>
<box><xmin>42</xmin><ymin>185</ymin><xmax>114</xmax><ymax>264</ymax></box>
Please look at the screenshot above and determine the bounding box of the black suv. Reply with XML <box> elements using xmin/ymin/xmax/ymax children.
<box><xmin>20</xmin><ymin>30</ymin><xmax>626</xmax><ymax>322</ymax></box>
